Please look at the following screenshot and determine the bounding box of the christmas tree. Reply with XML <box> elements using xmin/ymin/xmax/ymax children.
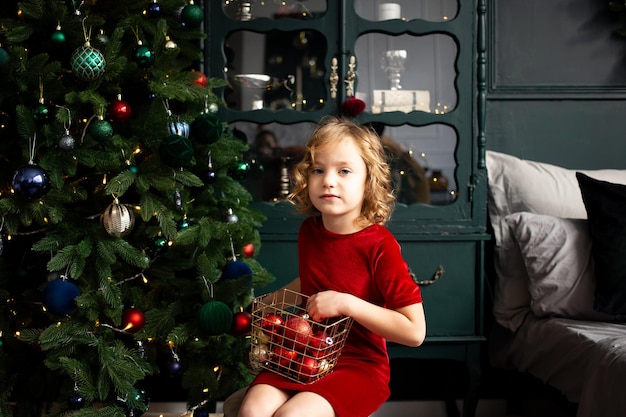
<box><xmin>0</xmin><ymin>1</ymin><xmax>274</xmax><ymax>416</ymax></box>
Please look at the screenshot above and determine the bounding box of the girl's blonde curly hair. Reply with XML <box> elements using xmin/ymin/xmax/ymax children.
<box><xmin>288</xmin><ymin>116</ymin><xmax>396</xmax><ymax>226</ymax></box>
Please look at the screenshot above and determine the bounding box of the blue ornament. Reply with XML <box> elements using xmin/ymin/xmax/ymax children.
<box><xmin>11</xmin><ymin>164</ymin><xmax>50</xmax><ymax>200</ymax></box>
<box><xmin>221</xmin><ymin>260</ymin><xmax>253</xmax><ymax>287</ymax></box>
<box><xmin>68</xmin><ymin>393</ymin><xmax>86</xmax><ymax>410</ymax></box>
<box><xmin>204</xmin><ymin>168</ymin><xmax>217</xmax><ymax>184</ymax></box>
<box><xmin>166</xmin><ymin>358</ymin><xmax>182</xmax><ymax>376</ymax></box>
<box><xmin>168</xmin><ymin>120</ymin><xmax>190</xmax><ymax>138</ymax></box>
<box><xmin>42</xmin><ymin>279</ymin><xmax>80</xmax><ymax>316</ymax></box>
<box><xmin>146</xmin><ymin>0</ymin><xmax>162</xmax><ymax>18</ymax></box>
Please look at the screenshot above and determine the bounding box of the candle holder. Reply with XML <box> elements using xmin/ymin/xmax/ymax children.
<box><xmin>381</xmin><ymin>50</ymin><xmax>407</xmax><ymax>90</ymax></box>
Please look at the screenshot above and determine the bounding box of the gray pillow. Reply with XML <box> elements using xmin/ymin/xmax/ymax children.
<box><xmin>505</xmin><ymin>212</ymin><xmax>617</xmax><ymax>321</ymax></box>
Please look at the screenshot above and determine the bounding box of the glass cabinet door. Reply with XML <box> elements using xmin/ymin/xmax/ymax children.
<box><xmin>206</xmin><ymin>0</ymin><xmax>476</xmax><ymax>224</ymax></box>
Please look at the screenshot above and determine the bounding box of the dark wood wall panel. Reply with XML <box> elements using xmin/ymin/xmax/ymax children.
<box><xmin>487</xmin><ymin>100</ymin><xmax>626</xmax><ymax>169</ymax></box>
<box><xmin>486</xmin><ymin>0</ymin><xmax>626</xmax><ymax>169</ymax></box>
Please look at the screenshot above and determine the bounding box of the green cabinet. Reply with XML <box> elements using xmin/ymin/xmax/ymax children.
<box><xmin>206</xmin><ymin>1</ymin><xmax>488</xmax><ymax>415</ymax></box>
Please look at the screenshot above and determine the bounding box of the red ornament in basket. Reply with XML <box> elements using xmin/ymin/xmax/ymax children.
<box><xmin>250</xmin><ymin>288</ymin><xmax>353</xmax><ymax>384</ymax></box>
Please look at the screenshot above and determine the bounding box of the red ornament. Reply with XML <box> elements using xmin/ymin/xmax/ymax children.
<box><xmin>273</xmin><ymin>345</ymin><xmax>299</xmax><ymax>367</ymax></box>
<box><xmin>122</xmin><ymin>307</ymin><xmax>145</xmax><ymax>333</ymax></box>
<box><xmin>308</xmin><ymin>330</ymin><xmax>330</xmax><ymax>356</ymax></box>
<box><xmin>231</xmin><ymin>311</ymin><xmax>252</xmax><ymax>336</ymax></box>
<box><xmin>341</xmin><ymin>96</ymin><xmax>366</xmax><ymax>117</ymax></box>
<box><xmin>262</xmin><ymin>313</ymin><xmax>285</xmax><ymax>344</ymax></box>
<box><xmin>296</xmin><ymin>356</ymin><xmax>320</xmax><ymax>382</ymax></box>
<box><xmin>242</xmin><ymin>243</ymin><xmax>255</xmax><ymax>258</ymax></box>
<box><xmin>193</xmin><ymin>70</ymin><xmax>207</xmax><ymax>87</ymax></box>
<box><xmin>262</xmin><ymin>313</ymin><xmax>284</xmax><ymax>333</ymax></box>
<box><xmin>109</xmin><ymin>97</ymin><xmax>132</xmax><ymax>123</ymax></box>
<box><xmin>283</xmin><ymin>316</ymin><xmax>312</xmax><ymax>351</ymax></box>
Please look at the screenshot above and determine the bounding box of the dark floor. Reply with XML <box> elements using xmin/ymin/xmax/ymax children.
<box><xmin>388</xmin><ymin>358</ymin><xmax>577</xmax><ymax>417</ymax></box>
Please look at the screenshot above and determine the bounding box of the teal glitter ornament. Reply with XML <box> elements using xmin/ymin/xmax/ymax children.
<box><xmin>190</xmin><ymin>112</ymin><xmax>222</xmax><ymax>144</ymax></box>
<box><xmin>134</xmin><ymin>43</ymin><xmax>155</xmax><ymax>68</ymax></box>
<box><xmin>70</xmin><ymin>42</ymin><xmax>106</xmax><ymax>81</ymax></box>
<box><xmin>89</xmin><ymin>117</ymin><xmax>113</xmax><ymax>141</ymax></box>
<box><xmin>180</xmin><ymin>1</ymin><xmax>204</xmax><ymax>28</ymax></box>
<box><xmin>160</xmin><ymin>134</ymin><xmax>194</xmax><ymax>167</ymax></box>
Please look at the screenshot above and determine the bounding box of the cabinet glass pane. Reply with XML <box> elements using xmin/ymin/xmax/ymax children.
<box><xmin>231</xmin><ymin>121</ymin><xmax>457</xmax><ymax>205</ymax></box>
<box><xmin>224</xmin><ymin>30</ymin><xmax>327</xmax><ymax>112</ymax></box>
<box><xmin>374</xmin><ymin>123</ymin><xmax>457</xmax><ymax>205</ymax></box>
<box><xmin>354</xmin><ymin>0</ymin><xmax>458</xmax><ymax>22</ymax></box>
<box><xmin>231</xmin><ymin>121</ymin><xmax>316</xmax><ymax>202</ymax></box>
<box><xmin>355</xmin><ymin>33</ymin><xmax>457</xmax><ymax>114</ymax></box>
<box><xmin>222</xmin><ymin>0</ymin><xmax>327</xmax><ymax>21</ymax></box>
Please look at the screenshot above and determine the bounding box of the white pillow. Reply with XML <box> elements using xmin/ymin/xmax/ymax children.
<box><xmin>505</xmin><ymin>212</ymin><xmax>616</xmax><ymax>321</ymax></box>
<box><xmin>486</xmin><ymin>151</ymin><xmax>626</xmax><ymax>331</ymax></box>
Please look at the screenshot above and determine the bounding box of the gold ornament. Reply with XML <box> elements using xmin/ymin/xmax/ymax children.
<box><xmin>101</xmin><ymin>199</ymin><xmax>135</xmax><ymax>237</ymax></box>
<box><xmin>249</xmin><ymin>344</ymin><xmax>269</xmax><ymax>372</ymax></box>
<box><xmin>164</xmin><ymin>35</ymin><xmax>177</xmax><ymax>49</ymax></box>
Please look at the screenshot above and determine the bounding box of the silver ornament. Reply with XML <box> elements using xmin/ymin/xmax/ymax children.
<box><xmin>225</xmin><ymin>208</ymin><xmax>238</xmax><ymax>224</ymax></box>
<box><xmin>59</xmin><ymin>134</ymin><xmax>76</xmax><ymax>150</ymax></box>
<box><xmin>101</xmin><ymin>201</ymin><xmax>135</xmax><ymax>237</ymax></box>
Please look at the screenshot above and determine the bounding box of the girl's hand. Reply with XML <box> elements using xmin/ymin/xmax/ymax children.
<box><xmin>306</xmin><ymin>290</ymin><xmax>352</xmax><ymax>322</ymax></box>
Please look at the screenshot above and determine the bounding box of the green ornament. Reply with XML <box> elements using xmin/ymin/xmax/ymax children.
<box><xmin>89</xmin><ymin>118</ymin><xmax>113</xmax><ymax>141</ymax></box>
<box><xmin>70</xmin><ymin>43</ymin><xmax>106</xmax><ymax>81</ymax></box>
<box><xmin>34</xmin><ymin>104</ymin><xmax>52</xmax><ymax>123</ymax></box>
<box><xmin>190</xmin><ymin>112</ymin><xmax>222</xmax><ymax>144</ymax></box>
<box><xmin>180</xmin><ymin>2</ymin><xmax>204</xmax><ymax>28</ymax></box>
<box><xmin>177</xmin><ymin>218</ymin><xmax>189</xmax><ymax>230</ymax></box>
<box><xmin>160</xmin><ymin>134</ymin><xmax>194</xmax><ymax>167</ymax></box>
<box><xmin>134</xmin><ymin>44</ymin><xmax>155</xmax><ymax>68</ymax></box>
<box><xmin>198</xmin><ymin>300</ymin><xmax>233</xmax><ymax>336</ymax></box>
<box><xmin>51</xmin><ymin>29</ymin><xmax>66</xmax><ymax>45</ymax></box>
<box><xmin>0</xmin><ymin>47</ymin><xmax>9</xmax><ymax>69</ymax></box>
<box><xmin>229</xmin><ymin>161</ymin><xmax>251</xmax><ymax>180</ymax></box>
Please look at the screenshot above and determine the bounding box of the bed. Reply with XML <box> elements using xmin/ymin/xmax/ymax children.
<box><xmin>486</xmin><ymin>151</ymin><xmax>626</xmax><ymax>417</ymax></box>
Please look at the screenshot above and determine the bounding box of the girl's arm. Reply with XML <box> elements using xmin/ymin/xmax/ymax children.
<box><xmin>305</xmin><ymin>291</ymin><xmax>426</xmax><ymax>347</ymax></box>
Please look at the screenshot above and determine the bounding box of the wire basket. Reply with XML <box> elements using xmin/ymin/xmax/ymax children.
<box><xmin>249</xmin><ymin>288</ymin><xmax>353</xmax><ymax>384</ymax></box>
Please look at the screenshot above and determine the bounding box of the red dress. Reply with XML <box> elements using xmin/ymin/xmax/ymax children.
<box><xmin>251</xmin><ymin>216</ymin><xmax>423</xmax><ymax>417</ymax></box>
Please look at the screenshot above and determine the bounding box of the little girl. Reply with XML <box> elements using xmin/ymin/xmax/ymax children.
<box><xmin>237</xmin><ymin>116</ymin><xmax>426</xmax><ymax>417</ymax></box>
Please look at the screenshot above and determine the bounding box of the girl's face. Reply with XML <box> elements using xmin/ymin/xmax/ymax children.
<box><xmin>307</xmin><ymin>137</ymin><xmax>368</xmax><ymax>230</ymax></box>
